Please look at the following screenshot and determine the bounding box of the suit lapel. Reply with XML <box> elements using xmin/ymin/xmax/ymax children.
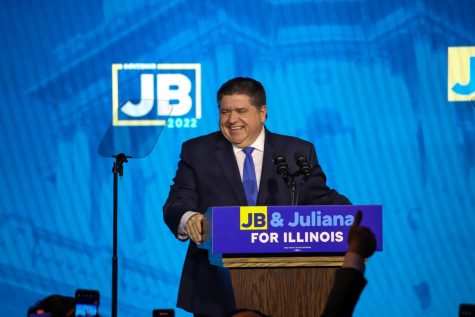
<box><xmin>257</xmin><ymin>129</ymin><xmax>275</xmax><ymax>206</ymax></box>
<box><xmin>214</xmin><ymin>136</ymin><xmax>248</xmax><ymax>206</ymax></box>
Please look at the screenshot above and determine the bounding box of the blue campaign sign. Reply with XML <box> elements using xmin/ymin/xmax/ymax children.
<box><xmin>209</xmin><ymin>205</ymin><xmax>382</xmax><ymax>254</ymax></box>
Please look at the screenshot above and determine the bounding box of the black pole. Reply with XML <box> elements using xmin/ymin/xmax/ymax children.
<box><xmin>112</xmin><ymin>153</ymin><xmax>128</xmax><ymax>317</ymax></box>
<box><xmin>290</xmin><ymin>176</ymin><xmax>298</xmax><ymax>206</ymax></box>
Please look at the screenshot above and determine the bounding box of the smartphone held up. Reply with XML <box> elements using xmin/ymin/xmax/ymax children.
<box><xmin>75</xmin><ymin>289</ymin><xmax>100</xmax><ymax>317</ymax></box>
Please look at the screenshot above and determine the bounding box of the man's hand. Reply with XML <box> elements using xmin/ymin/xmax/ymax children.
<box><xmin>348</xmin><ymin>210</ymin><xmax>377</xmax><ymax>259</ymax></box>
<box><xmin>185</xmin><ymin>213</ymin><xmax>204</xmax><ymax>245</ymax></box>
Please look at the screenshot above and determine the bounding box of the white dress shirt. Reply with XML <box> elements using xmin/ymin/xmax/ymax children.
<box><xmin>232</xmin><ymin>127</ymin><xmax>265</xmax><ymax>189</ymax></box>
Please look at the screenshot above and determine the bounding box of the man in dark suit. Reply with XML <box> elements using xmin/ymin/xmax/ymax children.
<box><xmin>163</xmin><ymin>77</ymin><xmax>350</xmax><ymax>317</ymax></box>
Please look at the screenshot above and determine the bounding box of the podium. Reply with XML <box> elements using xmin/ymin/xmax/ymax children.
<box><xmin>224</xmin><ymin>255</ymin><xmax>343</xmax><ymax>316</ymax></box>
<box><xmin>201</xmin><ymin>205</ymin><xmax>382</xmax><ymax>317</ymax></box>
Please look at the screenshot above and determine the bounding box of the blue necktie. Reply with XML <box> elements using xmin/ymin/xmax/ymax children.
<box><xmin>242</xmin><ymin>147</ymin><xmax>258</xmax><ymax>206</ymax></box>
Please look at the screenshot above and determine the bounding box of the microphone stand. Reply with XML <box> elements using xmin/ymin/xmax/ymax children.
<box><xmin>111</xmin><ymin>153</ymin><xmax>129</xmax><ymax>317</ymax></box>
<box><xmin>273</xmin><ymin>153</ymin><xmax>311</xmax><ymax>206</ymax></box>
<box><xmin>289</xmin><ymin>175</ymin><xmax>298</xmax><ymax>206</ymax></box>
<box><xmin>280</xmin><ymin>171</ymin><xmax>308</xmax><ymax>206</ymax></box>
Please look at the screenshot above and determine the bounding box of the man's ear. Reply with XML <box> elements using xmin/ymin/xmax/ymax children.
<box><xmin>260</xmin><ymin>105</ymin><xmax>267</xmax><ymax>122</ymax></box>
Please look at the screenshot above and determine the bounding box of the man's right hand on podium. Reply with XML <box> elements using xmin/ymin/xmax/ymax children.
<box><xmin>186</xmin><ymin>213</ymin><xmax>204</xmax><ymax>245</ymax></box>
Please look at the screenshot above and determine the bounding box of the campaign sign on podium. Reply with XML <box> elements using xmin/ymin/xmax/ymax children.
<box><xmin>203</xmin><ymin>205</ymin><xmax>382</xmax><ymax>255</ymax></box>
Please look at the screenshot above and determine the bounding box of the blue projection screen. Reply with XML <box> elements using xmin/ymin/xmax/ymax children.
<box><xmin>1</xmin><ymin>1</ymin><xmax>474</xmax><ymax>316</ymax></box>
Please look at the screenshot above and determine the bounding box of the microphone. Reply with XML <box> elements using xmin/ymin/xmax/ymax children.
<box><xmin>272</xmin><ymin>152</ymin><xmax>289</xmax><ymax>184</ymax></box>
<box><xmin>295</xmin><ymin>152</ymin><xmax>311</xmax><ymax>181</ymax></box>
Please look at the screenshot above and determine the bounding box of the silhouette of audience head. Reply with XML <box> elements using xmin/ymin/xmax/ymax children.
<box><xmin>27</xmin><ymin>294</ymin><xmax>75</xmax><ymax>317</ymax></box>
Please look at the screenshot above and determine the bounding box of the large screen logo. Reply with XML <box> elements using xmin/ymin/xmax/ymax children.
<box><xmin>112</xmin><ymin>63</ymin><xmax>201</xmax><ymax>126</ymax></box>
<box><xmin>448</xmin><ymin>47</ymin><xmax>475</xmax><ymax>101</ymax></box>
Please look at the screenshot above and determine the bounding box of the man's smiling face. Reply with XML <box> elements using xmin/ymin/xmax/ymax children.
<box><xmin>219</xmin><ymin>94</ymin><xmax>267</xmax><ymax>148</ymax></box>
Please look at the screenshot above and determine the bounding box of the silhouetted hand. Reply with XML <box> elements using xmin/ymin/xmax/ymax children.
<box><xmin>348</xmin><ymin>210</ymin><xmax>377</xmax><ymax>259</ymax></box>
<box><xmin>186</xmin><ymin>213</ymin><xmax>204</xmax><ymax>245</ymax></box>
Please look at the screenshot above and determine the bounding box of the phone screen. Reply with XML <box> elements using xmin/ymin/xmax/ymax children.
<box><xmin>75</xmin><ymin>303</ymin><xmax>98</xmax><ymax>317</ymax></box>
<box><xmin>75</xmin><ymin>289</ymin><xmax>99</xmax><ymax>317</ymax></box>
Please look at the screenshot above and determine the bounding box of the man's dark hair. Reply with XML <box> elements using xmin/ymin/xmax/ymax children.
<box><xmin>217</xmin><ymin>77</ymin><xmax>266</xmax><ymax>108</ymax></box>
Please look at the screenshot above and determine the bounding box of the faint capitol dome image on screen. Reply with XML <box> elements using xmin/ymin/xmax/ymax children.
<box><xmin>2</xmin><ymin>1</ymin><xmax>475</xmax><ymax>316</ymax></box>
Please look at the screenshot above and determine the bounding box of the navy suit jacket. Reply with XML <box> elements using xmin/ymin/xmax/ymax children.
<box><xmin>163</xmin><ymin>128</ymin><xmax>350</xmax><ymax>316</ymax></box>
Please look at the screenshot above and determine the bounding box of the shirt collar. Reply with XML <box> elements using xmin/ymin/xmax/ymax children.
<box><xmin>232</xmin><ymin>126</ymin><xmax>265</xmax><ymax>154</ymax></box>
